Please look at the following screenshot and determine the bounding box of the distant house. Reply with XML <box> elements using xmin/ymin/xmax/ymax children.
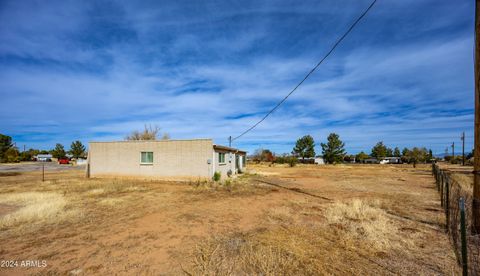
<box><xmin>35</xmin><ymin>154</ymin><xmax>52</xmax><ymax>162</ymax></box>
<box><xmin>75</xmin><ymin>158</ymin><xmax>88</xmax><ymax>165</ymax></box>
<box><xmin>379</xmin><ymin>157</ymin><xmax>401</xmax><ymax>164</ymax></box>
<box><xmin>364</xmin><ymin>158</ymin><xmax>378</xmax><ymax>164</ymax></box>
<box><xmin>87</xmin><ymin>139</ymin><xmax>246</xmax><ymax>179</ymax></box>
<box><xmin>364</xmin><ymin>157</ymin><xmax>401</xmax><ymax>164</ymax></box>
<box><xmin>314</xmin><ymin>156</ymin><xmax>325</xmax><ymax>165</ymax></box>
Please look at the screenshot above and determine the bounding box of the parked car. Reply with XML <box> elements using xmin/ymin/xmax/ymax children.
<box><xmin>58</xmin><ymin>158</ymin><xmax>70</xmax><ymax>164</ymax></box>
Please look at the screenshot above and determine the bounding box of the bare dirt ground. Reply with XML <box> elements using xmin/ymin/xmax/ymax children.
<box><xmin>0</xmin><ymin>164</ymin><xmax>459</xmax><ymax>275</ymax></box>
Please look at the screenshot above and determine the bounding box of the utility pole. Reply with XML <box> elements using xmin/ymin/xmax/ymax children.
<box><xmin>452</xmin><ymin>142</ymin><xmax>455</xmax><ymax>162</ymax></box>
<box><xmin>228</xmin><ymin>136</ymin><xmax>232</xmax><ymax>148</ymax></box>
<box><xmin>473</xmin><ymin>0</ymin><xmax>480</xmax><ymax>234</ymax></box>
<box><xmin>461</xmin><ymin>132</ymin><xmax>465</xmax><ymax>166</ymax></box>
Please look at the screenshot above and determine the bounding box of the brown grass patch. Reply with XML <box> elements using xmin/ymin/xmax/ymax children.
<box><xmin>0</xmin><ymin>192</ymin><xmax>79</xmax><ymax>229</ymax></box>
<box><xmin>324</xmin><ymin>199</ymin><xmax>399</xmax><ymax>250</ymax></box>
<box><xmin>185</xmin><ymin>230</ymin><xmax>317</xmax><ymax>275</ymax></box>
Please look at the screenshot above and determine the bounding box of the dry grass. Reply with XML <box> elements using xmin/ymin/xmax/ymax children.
<box><xmin>324</xmin><ymin>199</ymin><xmax>399</xmax><ymax>250</ymax></box>
<box><xmin>449</xmin><ymin>173</ymin><xmax>474</xmax><ymax>193</ymax></box>
<box><xmin>189</xmin><ymin>173</ymin><xmax>272</xmax><ymax>197</ymax></box>
<box><xmin>0</xmin><ymin>165</ymin><xmax>460</xmax><ymax>275</ymax></box>
<box><xmin>186</xmin><ymin>231</ymin><xmax>313</xmax><ymax>276</ymax></box>
<box><xmin>0</xmin><ymin>192</ymin><xmax>78</xmax><ymax>229</ymax></box>
<box><xmin>185</xmin><ymin>198</ymin><xmax>424</xmax><ymax>275</ymax></box>
<box><xmin>64</xmin><ymin>178</ymin><xmax>148</xmax><ymax>195</ymax></box>
<box><xmin>0</xmin><ymin>172</ymin><xmax>152</xmax><ymax>234</ymax></box>
<box><xmin>98</xmin><ymin>198</ymin><xmax>125</xmax><ymax>206</ymax></box>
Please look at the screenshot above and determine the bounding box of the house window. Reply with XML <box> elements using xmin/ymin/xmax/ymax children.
<box><xmin>218</xmin><ymin>152</ymin><xmax>225</xmax><ymax>163</ymax></box>
<box><xmin>141</xmin><ymin>152</ymin><xmax>153</xmax><ymax>164</ymax></box>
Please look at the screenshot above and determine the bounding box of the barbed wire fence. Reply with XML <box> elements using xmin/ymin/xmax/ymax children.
<box><xmin>432</xmin><ymin>163</ymin><xmax>480</xmax><ymax>275</ymax></box>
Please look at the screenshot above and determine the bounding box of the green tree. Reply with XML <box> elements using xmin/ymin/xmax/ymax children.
<box><xmin>428</xmin><ymin>149</ymin><xmax>433</xmax><ymax>161</ymax></box>
<box><xmin>0</xmin><ymin>134</ymin><xmax>14</xmax><ymax>162</ymax></box>
<box><xmin>4</xmin><ymin>147</ymin><xmax>19</xmax><ymax>162</ymax></box>
<box><xmin>371</xmin><ymin>142</ymin><xmax>388</xmax><ymax>159</ymax></box>
<box><xmin>386</xmin><ymin>147</ymin><xmax>393</xmax><ymax>157</ymax></box>
<box><xmin>407</xmin><ymin>147</ymin><xmax>429</xmax><ymax>167</ymax></box>
<box><xmin>70</xmin><ymin>141</ymin><xmax>86</xmax><ymax>159</ymax></box>
<box><xmin>19</xmin><ymin>148</ymin><xmax>39</xmax><ymax>161</ymax></box>
<box><xmin>320</xmin><ymin>133</ymin><xmax>345</xmax><ymax>164</ymax></box>
<box><xmin>401</xmin><ymin>148</ymin><xmax>411</xmax><ymax>163</ymax></box>
<box><xmin>393</xmin><ymin>147</ymin><xmax>401</xmax><ymax>157</ymax></box>
<box><xmin>343</xmin><ymin>155</ymin><xmax>355</xmax><ymax>162</ymax></box>
<box><xmin>467</xmin><ymin>149</ymin><xmax>474</xmax><ymax>159</ymax></box>
<box><xmin>52</xmin><ymin>143</ymin><xmax>66</xmax><ymax>159</ymax></box>
<box><xmin>355</xmin><ymin>151</ymin><xmax>370</xmax><ymax>163</ymax></box>
<box><xmin>293</xmin><ymin>135</ymin><xmax>315</xmax><ymax>160</ymax></box>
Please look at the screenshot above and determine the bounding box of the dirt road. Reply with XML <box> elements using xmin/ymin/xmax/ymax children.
<box><xmin>0</xmin><ymin>162</ymin><xmax>85</xmax><ymax>173</ymax></box>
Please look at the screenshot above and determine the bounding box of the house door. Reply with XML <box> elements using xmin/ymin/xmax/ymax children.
<box><xmin>235</xmin><ymin>155</ymin><xmax>240</xmax><ymax>171</ymax></box>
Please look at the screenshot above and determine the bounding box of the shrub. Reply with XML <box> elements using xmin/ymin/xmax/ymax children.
<box><xmin>4</xmin><ymin>148</ymin><xmax>19</xmax><ymax>163</ymax></box>
<box><xmin>224</xmin><ymin>179</ymin><xmax>232</xmax><ymax>191</ymax></box>
<box><xmin>213</xmin><ymin>171</ymin><xmax>221</xmax><ymax>182</ymax></box>
<box><xmin>274</xmin><ymin>155</ymin><xmax>298</xmax><ymax>166</ymax></box>
<box><xmin>288</xmin><ymin>157</ymin><xmax>298</xmax><ymax>167</ymax></box>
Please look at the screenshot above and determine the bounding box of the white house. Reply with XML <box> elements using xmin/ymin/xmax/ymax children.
<box><xmin>35</xmin><ymin>154</ymin><xmax>52</xmax><ymax>162</ymax></box>
<box><xmin>314</xmin><ymin>157</ymin><xmax>325</xmax><ymax>165</ymax></box>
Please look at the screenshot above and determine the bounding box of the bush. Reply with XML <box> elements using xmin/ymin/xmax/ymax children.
<box><xmin>4</xmin><ymin>148</ymin><xmax>19</xmax><ymax>163</ymax></box>
<box><xmin>213</xmin><ymin>171</ymin><xmax>221</xmax><ymax>182</ymax></box>
<box><xmin>274</xmin><ymin>156</ymin><xmax>298</xmax><ymax>166</ymax></box>
<box><xmin>288</xmin><ymin>157</ymin><xmax>298</xmax><ymax>167</ymax></box>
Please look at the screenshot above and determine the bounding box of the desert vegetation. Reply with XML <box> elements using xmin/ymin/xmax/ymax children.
<box><xmin>0</xmin><ymin>163</ymin><xmax>461</xmax><ymax>274</ymax></box>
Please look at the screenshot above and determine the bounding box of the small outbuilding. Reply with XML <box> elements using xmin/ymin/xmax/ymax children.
<box><xmin>87</xmin><ymin>139</ymin><xmax>246</xmax><ymax>180</ymax></box>
<box><xmin>35</xmin><ymin>154</ymin><xmax>52</xmax><ymax>162</ymax></box>
<box><xmin>379</xmin><ymin>157</ymin><xmax>402</xmax><ymax>164</ymax></box>
<box><xmin>314</xmin><ymin>156</ymin><xmax>325</xmax><ymax>165</ymax></box>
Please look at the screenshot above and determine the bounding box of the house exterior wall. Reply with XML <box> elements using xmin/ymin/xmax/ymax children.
<box><xmin>237</xmin><ymin>154</ymin><xmax>246</xmax><ymax>172</ymax></box>
<box><xmin>213</xmin><ymin>151</ymin><xmax>246</xmax><ymax>178</ymax></box>
<box><xmin>88</xmin><ymin>139</ymin><xmax>214</xmax><ymax>179</ymax></box>
<box><xmin>213</xmin><ymin>150</ymin><xmax>235</xmax><ymax>177</ymax></box>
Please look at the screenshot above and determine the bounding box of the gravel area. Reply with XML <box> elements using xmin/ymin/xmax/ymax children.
<box><xmin>0</xmin><ymin>162</ymin><xmax>85</xmax><ymax>172</ymax></box>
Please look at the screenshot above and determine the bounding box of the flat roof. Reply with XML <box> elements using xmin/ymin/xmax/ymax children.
<box><xmin>88</xmin><ymin>139</ymin><xmax>247</xmax><ymax>153</ymax></box>
<box><xmin>88</xmin><ymin>138</ymin><xmax>247</xmax><ymax>154</ymax></box>
<box><xmin>89</xmin><ymin>138</ymin><xmax>212</xmax><ymax>143</ymax></box>
<box><xmin>213</xmin><ymin>144</ymin><xmax>247</xmax><ymax>154</ymax></box>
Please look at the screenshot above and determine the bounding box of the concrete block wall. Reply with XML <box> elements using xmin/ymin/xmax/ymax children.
<box><xmin>88</xmin><ymin>139</ymin><xmax>213</xmax><ymax>179</ymax></box>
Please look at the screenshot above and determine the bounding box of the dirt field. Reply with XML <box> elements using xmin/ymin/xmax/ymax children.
<box><xmin>0</xmin><ymin>164</ymin><xmax>459</xmax><ymax>275</ymax></box>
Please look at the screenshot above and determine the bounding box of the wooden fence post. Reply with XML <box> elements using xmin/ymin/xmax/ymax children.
<box><xmin>441</xmin><ymin>172</ymin><xmax>444</xmax><ymax>207</ymax></box>
<box><xmin>460</xmin><ymin>197</ymin><xmax>468</xmax><ymax>276</ymax></box>
<box><xmin>445</xmin><ymin>175</ymin><xmax>450</xmax><ymax>232</ymax></box>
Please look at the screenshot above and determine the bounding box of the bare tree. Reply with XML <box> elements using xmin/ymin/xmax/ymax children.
<box><xmin>161</xmin><ymin>133</ymin><xmax>170</xmax><ymax>140</ymax></box>
<box><xmin>125</xmin><ymin>125</ymin><xmax>169</xmax><ymax>141</ymax></box>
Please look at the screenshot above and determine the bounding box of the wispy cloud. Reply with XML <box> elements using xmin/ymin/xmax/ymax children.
<box><xmin>0</xmin><ymin>0</ymin><xmax>474</xmax><ymax>155</ymax></box>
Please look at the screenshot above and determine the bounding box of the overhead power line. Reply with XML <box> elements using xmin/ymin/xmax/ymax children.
<box><xmin>232</xmin><ymin>0</ymin><xmax>378</xmax><ymax>142</ymax></box>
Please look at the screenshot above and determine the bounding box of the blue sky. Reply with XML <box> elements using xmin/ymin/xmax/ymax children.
<box><xmin>0</xmin><ymin>0</ymin><xmax>475</xmax><ymax>155</ymax></box>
